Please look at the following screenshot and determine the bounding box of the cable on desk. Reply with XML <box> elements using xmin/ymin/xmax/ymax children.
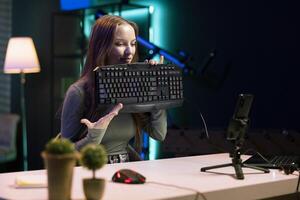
<box><xmin>147</xmin><ymin>181</ymin><xmax>207</xmax><ymax>200</ymax></box>
<box><xmin>184</xmin><ymin>98</ymin><xmax>209</xmax><ymax>139</ymax></box>
<box><xmin>167</xmin><ymin>97</ymin><xmax>210</xmax><ymax>140</ymax></box>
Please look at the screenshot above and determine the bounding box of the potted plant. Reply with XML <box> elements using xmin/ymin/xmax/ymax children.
<box><xmin>80</xmin><ymin>144</ymin><xmax>108</xmax><ymax>200</ymax></box>
<box><xmin>41</xmin><ymin>138</ymin><xmax>78</xmax><ymax>200</ymax></box>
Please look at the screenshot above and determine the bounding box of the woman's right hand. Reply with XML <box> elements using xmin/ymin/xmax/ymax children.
<box><xmin>80</xmin><ymin>103</ymin><xmax>123</xmax><ymax>130</ymax></box>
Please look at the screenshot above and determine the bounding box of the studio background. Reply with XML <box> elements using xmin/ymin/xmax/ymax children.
<box><xmin>1</xmin><ymin>0</ymin><xmax>299</xmax><ymax>170</ymax></box>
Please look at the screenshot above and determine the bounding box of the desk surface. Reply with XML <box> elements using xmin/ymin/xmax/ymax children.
<box><xmin>0</xmin><ymin>153</ymin><xmax>298</xmax><ymax>200</ymax></box>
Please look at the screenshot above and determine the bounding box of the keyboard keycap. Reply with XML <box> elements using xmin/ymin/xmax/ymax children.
<box><xmin>116</xmin><ymin>97</ymin><xmax>138</xmax><ymax>104</ymax></box>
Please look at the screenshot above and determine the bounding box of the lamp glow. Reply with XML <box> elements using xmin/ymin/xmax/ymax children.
<box><xmin>4</xmin><ymin>37</ymin><xmax>40</xmax><ymax>74</ymax></box>
<box><xmin>4</xmin><ymin>37</ymin><xmax>40</xmax><ymax>171</ymax></box>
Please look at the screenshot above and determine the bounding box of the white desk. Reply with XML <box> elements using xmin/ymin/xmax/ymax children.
<box><xmin>0</xmin><ymin>153</ymin><xmax>298</xmax><ymax>200</ymax></box>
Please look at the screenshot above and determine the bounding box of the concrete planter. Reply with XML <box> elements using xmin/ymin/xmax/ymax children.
<box><xmin>42</xmin><ymin>152</ymin><xmax>77</xmax><ymax>200</ymax></box>
<box><xmin>83</xmin><ymin>178</ymin><xmax>105</xmax><ymax>200</ymax></box>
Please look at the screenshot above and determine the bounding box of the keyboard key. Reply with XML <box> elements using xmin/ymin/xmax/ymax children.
<box><xmin>100</xmin><ymin>94</ymin><xmax>108</xmax><ymax>98</ymax></box>
<box><xmin>116</xmin><ymin>97</ymin><xmax>138</xmax><ymax>104</ymax></box>
<box><xmin>170</xmin><ymin>95</ymin><xmax>177</xmax><ymax>99</ymax></box>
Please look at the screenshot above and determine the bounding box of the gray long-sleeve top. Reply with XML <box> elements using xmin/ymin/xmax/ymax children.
<box><xmin>61</xmin><ymin>80</ymin><xmax>167</xmax><ymax>155</ymax></box>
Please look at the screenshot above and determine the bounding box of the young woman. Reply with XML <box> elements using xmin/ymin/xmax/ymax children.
<box><xmin>61</xmin><ymin>15</ymin><xmax>167</xmax><ymax>163</ymax></box>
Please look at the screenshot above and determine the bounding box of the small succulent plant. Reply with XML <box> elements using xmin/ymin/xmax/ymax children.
<box><xmin>80</xmin><ymin>144</ymin><xmax>108</xmax><ymax>179</ymax></box>
<box><xmin>45</xmin><ymin>138</ymin><xmax>75</xmax><ymax>155</ymax></box>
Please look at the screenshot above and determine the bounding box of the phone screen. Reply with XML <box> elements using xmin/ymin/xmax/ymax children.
<box><xmin>227</xmin><ymin>94</ymin><xmax>254</xmax><ymax>140</ymax></box>
<box><xmin>233</xmin><ymin>94</ymin><xmax>254</xmax><ymax>119</ymax></box>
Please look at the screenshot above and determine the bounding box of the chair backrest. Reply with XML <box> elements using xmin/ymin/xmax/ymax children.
<box><xmin>0</xmin><ymin>113</ymin><xmax>20</xmax><ymax>162</ymax></box>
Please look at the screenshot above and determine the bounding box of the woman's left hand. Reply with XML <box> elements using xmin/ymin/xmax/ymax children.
<box><xmin>145</xmin><ymin>55</ymin><xmax>164</xmax><ymax>65</ymax></box>
<box><xmin>80</xmin><ymin>103</ymin><xmax>123</xmax><ymax>130</ymax></box>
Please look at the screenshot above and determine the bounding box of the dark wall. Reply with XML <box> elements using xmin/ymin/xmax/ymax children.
<box><xmin>214</xmin><ymin>0</ymin><xmax>300</xmax><ymax>129</ymax></box>
<box><xmin>161</xmin><ymin>0</ymin><xmax>300</xmax><ymax>130</ymax></box>
<box><xmin>10</xmin><ymin>0</ymin><xmax>300</xmax><ymax>170</ymax></box>
<box><xmin>12</xmin><ymin>0</ymin><xmax>60</xmax><ymax>170</ymax></box>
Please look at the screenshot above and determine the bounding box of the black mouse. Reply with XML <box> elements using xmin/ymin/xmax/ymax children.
<box><xmin>112</xmin><ymin>169</ymin><xmax>146</xmax><ymax>184</ymax></box>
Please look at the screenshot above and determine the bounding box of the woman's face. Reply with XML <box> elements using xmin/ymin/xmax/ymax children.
<box><xmin>106</xmin><ymin>24</ymin><xmax>136</xmax><ymax>65</ymax></box>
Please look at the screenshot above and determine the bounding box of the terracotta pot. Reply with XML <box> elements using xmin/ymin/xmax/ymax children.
<box><xmin>83</xmin><ymin>178</ymin><xmax>106</xmax><ymax>200</ymax></box>
<box><xmin>41</xmin><ymin>152</ymin><xmax>78</xmax><ymax>200</ymax></box>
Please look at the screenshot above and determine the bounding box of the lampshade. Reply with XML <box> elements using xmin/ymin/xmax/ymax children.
<box><xmin>4</xmin><ymin>37</ymin><xmax>40</xmax><ymax>74</ymax></box>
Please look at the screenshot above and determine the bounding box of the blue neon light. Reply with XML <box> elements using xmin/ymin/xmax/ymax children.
<box><xmin>137</xmin><ymin>37</ymin><xmax>156</xmax><ymax>50</ymax></box>
<box><xmin>179</xmin><ymin>50</ymin><xmax>187</xmax><ymax>57</ymax></box>
<box><xmin>137</xmin><ymin>38</ymin><xmax>186</xmax><ymax>68</ymax></box>
<box><xmin>141</xmin><ymin>131</ymin><xmax>149</xmax><ymax>160</ymax></box>
<box><xmin>60</xmin><ymin>0</ymin><xmax>90</xmax><ymax>10</ymax></box>
<box><xmin>159</xmin><ymin>50</ymin><xmax>185</xmax><ymax>68</ymax></box>
<box><xmin>142</xmin><ymin>131</ymin><xmax>149</xmax><ymax>148</ymax></box>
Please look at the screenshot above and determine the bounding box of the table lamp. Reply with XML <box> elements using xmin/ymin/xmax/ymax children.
<box><xmin>4</xmin><ymin>37</ymin><xmax>41</xmax><ymax>171</ymax></box>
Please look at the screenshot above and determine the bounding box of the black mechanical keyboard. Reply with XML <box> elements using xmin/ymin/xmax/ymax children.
<box><xmin>244</xmin><ymin>154</ymin><xmax>300</xmax><ymax>169</ymax></box>
<box><xmin>95</xmin><ymin>63</ymin><xmax>184</xmax><ymax>113</ymax></box>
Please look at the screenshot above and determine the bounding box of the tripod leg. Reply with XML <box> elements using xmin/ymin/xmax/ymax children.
<box><xmin>233</xmin><ymin>162</ymin><xmax>244</xmax><ymax>179</ymax></box>
<box><xmin>201</xmin><ymin>163</ymin><xmax>232</xmax><ymax>172</ymax></box>
<box><xmin>243</xmin><ymin>164</ymin><xmax>270</xmax><ymax>173</ymax></box>
<box><xmin>232</xmin><ymin>157</ymin><xmax>244</xmax><ymax>179</ymax></box>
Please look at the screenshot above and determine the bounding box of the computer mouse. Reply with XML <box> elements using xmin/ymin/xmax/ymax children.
<box><xmin>112</xmin><ymin>169</ymin><xmax>146</xmax><ymax>184</ymax></box>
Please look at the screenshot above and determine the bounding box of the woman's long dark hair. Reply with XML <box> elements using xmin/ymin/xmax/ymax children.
<box><xmin>79</xmin><ymin>15</ymin><xmax>142</xmax><ymax>152</ymax></box>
